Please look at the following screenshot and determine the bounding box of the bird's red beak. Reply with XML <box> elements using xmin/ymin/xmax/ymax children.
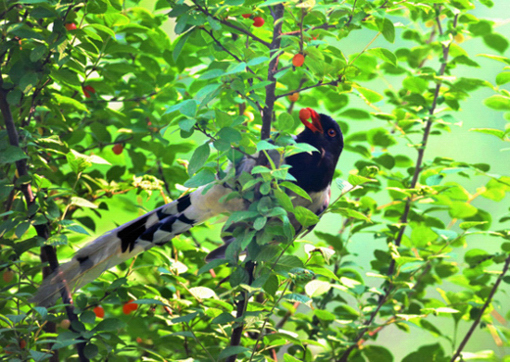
<box><xmin>299</xmin><ymin>108</ymin><xmax>323</xmax><ymax>133</ymax></box>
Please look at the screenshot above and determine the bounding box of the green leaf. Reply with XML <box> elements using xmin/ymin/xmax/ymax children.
<box><xmin>331</xmin><ymin>207</ymin><xmax>371</xmax><ymax>222</ymax></box>
<box><xmin>496</xmin><ymin>72</ymin><xmax>510</xmax><ymax>85</ymax></box>
<box><xmin>483</xmin><ymin>95</ymin><xmax>510</xmax><ymax>111</ymax></box>
<box><xmin>70</xmin><ymin>197</ymin><xmax>97</xmax><ymax>209</ymax></box>
<box><xmin>277</xmin><ymin>112</ymin><xmax>294</xmax><ymax>131</ymax></box>
<box><xmin>403</xmin><ymin>76</ymin><xmax>428</xmax><ymax>94</ymax></box>
<box><xmin>217</xmin><ymin>127</ymin><xmax>242</xmax><ymax>143</ymax></box>
<box><xmin>367</xmin><ymin>127</ymin><xmax>397</xmax><ymax>148</ymax></box>
<box><xmin>179</xmin><ymin>99</ymin><xmax>197</xmax><ymax>117</ymax></box>
<box><xmin>377</xmin><ymin>18</ymin><xmax>395</xmax><ymax>43</ymax></box>
<box><xmin>274</xmin><ymin>188</ymin><xmax>294</xmax><ymax>212</ymax></box>
<box><xmin>172</xmin><ymin>311</ymin><xmax>201</xmax><ymax>324</ymax></box>
<box><xmin>347</xmin><ymin>173</ymin><xmax>376</xmax><ymax>186</ymax></box>
<box><xmin>362</xmin><ymin>345</ymin><xmax>394</xmax><ymax>362</ymax></box>
<box><xmin>93</xmin><ymin>318</ymin><xmax>125</xmax><ymax>332</ymax></box>
<box><xmin>132</xmin><ymin>298</ymin><xmax>167</xmax><ymax>305</ymax></box>
<box><xmin>253</xmin><ymin>216</ymin><xmax>267</xmax><ymax>230</ymax></box>
<box><xmin>183</xmin><ymin>169</ymin><xmax>215</xmax><ymax>188</ymax></box>
<box><xmin>66</xmin><ymin>150</ymin><xmax>92</xmax><ymax>174</ymax></box>
<box><xmin>459</xmin><ymin>221</ymin><xmax>488</xmax><ymax>230</ymax></box>
<box><xmin>84</xmin><ymin>344</ymin><xmax>99</xmax><ymax>359</ymax></box>
<box><xmin>305</xmin><ymin>280</ymin><xmax>331</xmax><ymax>297</ymax></box>
<box><xmin>280</xmin><ymin>181</ymin><xmax>311</xmax><ymax>202</ymax></box>
<box><xmin>247</xmin><ymin>56</ymin><xmax>269</xmax><ymax>66</ymax></box>
<box><xmin>340</xmin><ymin>108</ymin><xmax>371</xmax><ymax>119</ymax></box>
<box><xmin>263</xmin><ymin>273</ymin><xmax>279</xmax><ymax>296</ymax></box>
<box><xmin>314</xmin><ymin>309</ymin><xmax>336</xmax><ymax>321</ymax></box>
<box><xmin>283</xmin><ymin>293</ymin><xmax>312</xmax><ymax>304</ymax></box>
<box><xmin>294</xmin><ymin>205</ymin><xmax>319</xmax><ymax>228</ymax></box>
<box><xmin>478</xmin><ymin>54</ymin><xmax>510</xmax><ymax>65</ymax></box>
<box><xmin>470</xmin><ymin>128</ymin><xmax>506</xmax><ymax>140</ymax></box>
<box><xmin>53</xmin><ymin>94</ymin><xmax>89</xmax><ymax>112</ymax></box>
<box><xmin>30</xmin><ymin>44</ymin><xmax>47</xmax><ymax>62</ymax></box>
<box><xmin>197</xmin><ymin>259</ymin><xmax>228</xmax><ymax>274</ymax></box>
<box><xmin>218</xmin><ymin>346</ymin><xmax>250</xmax><ymax>359</ymax></box>
<box><xmin>275</xmin><ymin>255</ymin><xmax>304</xmax><ymax>271</ymax></box>
<box><xmin>369</xmin><ymin>47</ymin><xmax>397</xmax><ymax>66</ymax></box>
<box><xmin>402</xmin><ymin>343</ymin><xmax>446</xmax><ymax>362</ymax></box>
<box><xmin>188</xmin><ymin>143</ymin><xmax>210</xmax><ymax>175</ymax></box>
<box><xmin>173</xmin><ymin>32</ymin><xmax>191</xmax><ymax>61</ymax></box>
<box><xmin>0</xmin><ymin>146</ymin><xmax>28</xmax><ymax>164</ymax></box>
<box><xmin>88</xmin><ymin>23</ymin><xmax>115</xmax><ymax>37</ymax></box>
<box><xmin>356</xmin><ymin>86</ymin><xmax>384</xmax><ymax>103</ymax></box>
<box><xmin>449</xmin><ymin>201</ymin><xmax>478</xmax><ymax>219</ymax></box>
<box><xmin>189</xmin><ymin>286</ymin><xmax>216</xmax><ymax>299</ymax></box>
<box><xmin>284</xmin><ymin>354</ymin><xmax>304</xmax><ymax>362</ymax></box>
<box><xmin>411</xmin><ymin>224</ymin><xmax>438</xmax><ymax>247</ymax></box>
<box><xmin>483</xmin><ymin>33</ymin><xmax>509</xmax><ymax>54</ymax></box>
<box><xmin>225</xmin><ymin>62</ymin><xmax>246</xmax><ymax>75</ymax></box>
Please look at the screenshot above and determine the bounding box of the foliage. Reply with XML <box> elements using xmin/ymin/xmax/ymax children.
<box><xmin>1</xmin><ymin>0</ymin><xmax>510</xmax><ymax>361</ymax></box>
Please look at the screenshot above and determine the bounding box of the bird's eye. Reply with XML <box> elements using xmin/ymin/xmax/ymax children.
<box><xmin>327</xmin><ymin>128</ymin><xmax>337</xmax><ymax>137</ymax></box>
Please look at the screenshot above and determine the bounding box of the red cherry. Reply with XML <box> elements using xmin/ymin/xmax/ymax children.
<box><xmin>299</xmin><ymin>108</ymin><xmax>312</xmax><ymax>121</ymax></box>
<box><xmin>112</xmin><ymin>144</ymin><xmax>123</xmax><ymax>155</ymax></box>
<box><xmin>242</xmin><ymin>14</ymin><xmax>251</xmax><ymax>19</ymax></box>
<box><xmin>253</xmin><ymin>17</ymin><xmax>264</xmax><ymax>27</ymax></box>
<box><xmin>93</xmin><ymin>306</ymin><xmax>105</xmax><ymax>318</ymax></box>
<box><xmin>288</xmin><ymin>93</ymin><xmax>299</xmax><ymax>102</ymax></box>
<box><xmin>2</xmin><ymin>270</ymin><xmax>14</xmax><ymax>283</ymax></box>
<box><xmin>292</xmin><ymin>54</ymin><xmax>305</xmax><ymax>67</ymax></box>
<box><xmin>82</xmin><ymin>85</ymin><xmax>96</xmax><ymax>98</ymax></box>
<box><xmin>123</xmin><ymin>300</ymin><xmax>138</xmax><ymax>315</ymax></box>
<box><xmin>60</xmin><ymin>319</ymin><xmax>71</xmax><ymax>329</ymax></box>
<box><xmin>65</xmin><ymin>23</ymin><xmax>77</xmax><ymax>31</ymax></box>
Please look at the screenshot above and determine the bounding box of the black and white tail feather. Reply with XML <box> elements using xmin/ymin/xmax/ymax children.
<box><xmin>33</xmin><ymin>183</ymin><xmax>247</xmax><ymax>306</ymax></box>
<box><xmin>33</xmin><ymin>110</ymin><xmax>344</xmax><ymax>306</ymax></box>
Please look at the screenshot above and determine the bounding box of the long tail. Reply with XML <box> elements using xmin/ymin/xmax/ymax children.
<box><xmin>32</xmin><ymin>184</ymin><xmax>245</xmax><ymax>306</ymax></box>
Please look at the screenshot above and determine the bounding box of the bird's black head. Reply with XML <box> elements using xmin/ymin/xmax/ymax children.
<box><xmin>286</xmin><ymin>108</ymin><xmax>344</xmax><ymax>193</ymax></box>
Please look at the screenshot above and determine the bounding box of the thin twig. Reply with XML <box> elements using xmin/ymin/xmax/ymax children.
<box><xmin>388</xmin><ymin>12</ymin><xmax>459</xmax><ymax>275</ymax></box>
<box><xmin>276</xmin><ymin>79</ymin><xmax>340</xmax><ymax>100</ymax></box>
<box><xmin>345</xmin><ymin>0</ymin><xmax>358</xmax><ymax>26</ymax></box>
<box><xmin>191</xmin><ymin>0</ymin><xmax>270</xmax><ymax>48</ymax></box>
<box><xmin>450</xmin><ymin>255</ymin><xmax>510</xmax><ymax>362</ymax></box>
<box><xmin>200</xmin><ymin>28</ymin><xmax>262</xmax><ymax>80</ymax></box>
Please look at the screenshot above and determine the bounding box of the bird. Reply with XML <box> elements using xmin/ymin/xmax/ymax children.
<box><xmin>32</xmin><ymin>108</ymin><xmax>344</xmax><ymax>306</ymax></box>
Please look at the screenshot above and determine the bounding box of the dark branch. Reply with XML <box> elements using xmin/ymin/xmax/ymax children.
<box><xmin>261</xmin><ymin>4</ymin><xmax>285</xmax><ymax>140</ymax></box>
<box><xmin>0</xmin><ymin>74</ymin><xmax>90</xmax><ymax>362</ymax></box>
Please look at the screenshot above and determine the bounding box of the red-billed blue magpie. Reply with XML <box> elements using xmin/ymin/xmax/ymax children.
<box><xmin>33</xmin><ymin>109</ymin><xmax>343</xmax><ymax>306</ymax></box>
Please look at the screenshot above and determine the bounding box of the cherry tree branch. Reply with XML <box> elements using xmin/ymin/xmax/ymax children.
<box><xmin>0</xmin><ymin>74</ymin><xmax>89</xmax><ymax>362</ymax></box>
<box><xmin>200</xmin><ymin>28</ymin><xmax>263</xmax><ymax>81</ymax></box>
<box><xmin>261</xmin><ymin>4</ymin><xmax>285</xmax><ymax>140</ymax></box>
<box><xmin>388</xmin><ymin>12</ymin><xmax>459</xmax><ymax>275</ymax></box>
<box><xmin>450</xmin><ymin>254</ymin><xmax>510</xmax><ymax>362</ymax></box>
<box><xmin>191</xmin><ymin>0</ymin><xmax>271</xmax><ymax>48</ymax></box>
